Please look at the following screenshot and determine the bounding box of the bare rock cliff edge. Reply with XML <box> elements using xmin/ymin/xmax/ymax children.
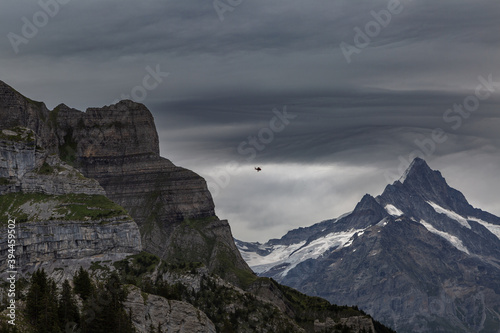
<box><xmin>0</xmin><ymin>80</ymin><xmax>252</xmax><ymax>287</ymax></box>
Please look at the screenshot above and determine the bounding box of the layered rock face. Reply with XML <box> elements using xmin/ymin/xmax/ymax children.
<box><xmin>0</xmin><ymin>127</ymin><xmax>104</xmax><ymax>196</ymax></box>
<box><xmin>0</xmin><ymin>81</ymin><xmax>252</xmax><ymax>286</ymax></box>
<box><xmin>0</xmin><ymin>81</ymin><xmax>57</xmax><ymax>154</ymax></box>
<box><xmin>50</xmin><ymin>102</ymin><xmax>252</xmax><ymax>284</ymax></box>
<box><xmin>0</xmin><ymin>217</ymin><xmax>141</xmax><ymax>275</ymax></box>
<box><xmin>0</xmin><ymin>127</ymin><xmax>141</xmax><ymax>276</ymax></box>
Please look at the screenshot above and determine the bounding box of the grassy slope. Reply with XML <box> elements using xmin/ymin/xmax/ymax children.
<box><xmin>0</xmin><ymin>192</ymin><xmax>131</xmax><ymax>225</ymax></box>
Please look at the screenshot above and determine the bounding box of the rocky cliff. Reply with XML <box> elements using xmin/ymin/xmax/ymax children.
<box><xmin>0</xmin><ymin>81</ymin><xmax>252</xmax><ymax>286</ymax></box>
<box><xmin>52</xmin><ymin>101</ymin><xmax>251</xmax><ymax>286</ymax></box>
<box><xmin>0</xmin><ymin>82</ymin><xmax>57</xmax><ymax>155</ymax></box>
<box><xmin>0</xmin><ymin>126</ymin><xmax>142</xmax><ymax>277</ymax></box>
<box><xmin>0</xmin><ymin>127</ymin><xmax>104</xmax><ymax>196</ymax></box>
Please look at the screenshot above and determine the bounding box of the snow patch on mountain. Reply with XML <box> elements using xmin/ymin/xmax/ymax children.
<box><xmin>468</xmin><ymin>217</ymin><xmax>500</xmax><ymax>240</ymax></box>
<box><xmin>242</xmin><ymin>229</ymin><xmax>365</xmax><ymax>277</ymax></box>
<box><xmin>385</xmin><ymin>204</ymin><xmax>404</xmax><ymax>217</ymax></box>
<box><xmin>420</xmin><ymin>220</ymin><xmax>469</xmax><ymax>254</ymax></box>
<box><xmin>241</xmin><ymin>241</ymin><xmax>307</xmax><ymax>274</ymax></box>
<box><xmin>426</xmin><ymin>201</ymin><xmax>471</xmax><ymax>229</ymax></box>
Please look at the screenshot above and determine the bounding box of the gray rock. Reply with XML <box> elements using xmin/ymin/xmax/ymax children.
<box><xmin>0</xmin><ymin>81</ymin><xmax>58</xmax><ymax>154</ymax></box>
<box><xmin>0</xmin><ymin>128</ymin><xmax>105</xmax><ymax>196</ymax></box>
<box><xmin>125</xmin><ymin>285</ymin><xmax>216</xmax><ymax>333</ymax></box>
<box><xmin>0</xmin><ymin>218</ymin><xmax>141</xmax><ymax>274</ymax></box>
<box><xmin>52</xmin><ymin>101</ymin><xmax>253</xmax><ymax>286</ymax></box>
<box><xmin>0</xmin><ymin>126</ymin><xmax>142</xmax><ymax>278</ymax></box>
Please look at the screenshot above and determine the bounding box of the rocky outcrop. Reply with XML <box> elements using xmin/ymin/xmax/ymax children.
<box><xmin>0</xmin><ymin>127</ymin><xmax>104</xmax><ymax>196</ymax></box>
<box><xmin>313</xmin><ymin>316</ymin><xmax>376</xmax><ymax>333</ymax></box>
<box><xmin>0</xmin><ymin>80</ymin><xmax>252</xmax><ymax>286</ymax></box>
<box><xmin>125</xmin><ymin>285</ymin><xmax>217</xmax><ymax>333</ymax></box>
<box><xmin>340</xmin><ymin>316</ymin><xmax>376</xmax><ymax>333</ymax></box>
<box><xmin>0</xmin><ymin>81</ymin><xmax>57</xmax><ymax>154</ymax></box>
<box><xmin>51</xmin><ymin>101</ymin><xmax>252</xmax><ymax>286</ymax></box>
<box><xmin>0</xmin><ymin>126</ymin><xmax>142</xmax><ymax>277</ymax></box>
<box><xmin>0</xmin><ymin>217</ymin><xmax>141</xmax><ymax>275</ymax></box>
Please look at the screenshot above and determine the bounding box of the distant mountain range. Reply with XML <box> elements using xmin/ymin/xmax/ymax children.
<box><xmin>237</xmin><ymin>157</ymin><xmax>500</xmax><ymax>332</ymax></box>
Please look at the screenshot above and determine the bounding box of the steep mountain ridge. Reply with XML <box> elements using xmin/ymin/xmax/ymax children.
<box><xmin>238</xmin><ymin>158</ymin><xmax>500</xmax><ymax>332</ymax></box>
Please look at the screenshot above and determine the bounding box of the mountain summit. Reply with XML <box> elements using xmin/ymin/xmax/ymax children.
<box><xmin>237</xmin><ymin>158</ymin><xmax>500</xmax><ymax>333</ymax></box>
<box><xmin>398</xmin><ymin>157</ymin><xmax>434</xmax><ymax>183</ymax></box>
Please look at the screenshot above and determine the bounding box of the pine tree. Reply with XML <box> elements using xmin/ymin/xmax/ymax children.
<box><xmin>73</xmin><ymin>267</ymin><xmax>94</xmax><ymax>301</ymax></box>
<box><xmin>58</xmin><ymin>280</ymin><xmax>80</xmax><ymax>329</ymax></box>
<box><xmin>25</xmin><ymin>269</ymin><xmax>47</xmax><ymax>325</ymax></box>
<box><xmin>25</xmin><ymin>269</ymin><xmax>61</xmax><ymax>333</ymax></box>
<box><xmin>42</xmin><ymin>280</ymin><xmax>61</xmax><ymax>333</ymax></box>
<box><xmin>82</xmin><ymin>272</ymin><xmax>135</xmax><ymax>333</ymax></box>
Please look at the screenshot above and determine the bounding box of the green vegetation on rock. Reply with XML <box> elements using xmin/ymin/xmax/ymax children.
<box><xmin>0</xmin><ymin>177</ymin><xmax>13</xmax><ymax>186</ymax></box>
<box><xmin>0</xmin><ymin>192</ymin><xmax>131</xmax><ymax>224</ymax></box>
<box><xmin>21</xmin><ymin>268</ymin><xmax>134</xmax><ymax>333</ymax></box>
<box><xmin>274</xmin><ymin>281</ymin><xmax>396</xmax><ymax>332</ymax></box>
<box><xmin>58</xmin><ymin>130</ymin><xmax>78</xmax><ymax>166</ymax></box>
<box><xmin>0</xmin><ymin>127</ymin><xmax>35</xmax><ymax>143</ymax></box>
<box><xmin>36</xmin><ymin>162</ymin><xmax>54</xmax><ymax>175</ymax></box>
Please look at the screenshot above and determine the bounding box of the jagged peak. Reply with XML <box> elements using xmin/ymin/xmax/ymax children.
<box><xmin>54</xmin><ymin>103</ymin><xmax>70</xmax><ymax>110</ymax></box>
<box><xmin>94</xmin><ymin>99</ymin><xmax>146</xmax><ymax>111</ymax></box>
<box><xmin>357</xmin><ymin>193</ymin><xmax>378</xmax><ymax>206</ymax></box>
<box><xmin>352</xmin><ymin>194</ymin><xmax>385</xmax><ymax>215</ymax></box>
<box><xmin>399</xmin><ymin>157</ymin><xmax>433</xmax><ymax>183</ymax></box>
<box><xmin>0</xmin><ymin>80</ymin><xmax>25</xmax><ymax>98</ymax></box>
<box><xmin>384</xmin><ymin>157</ymin><xmax>471</xmax><ymax>213</ymax></box>
<box><xmin>400</xmin><ymin>158</ymin><xmax>448</xmax><ymax>190</ymax></box>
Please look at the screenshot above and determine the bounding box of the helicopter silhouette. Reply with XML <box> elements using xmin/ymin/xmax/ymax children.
<box><xmin>254</xmin><ymin>167</ymin><xmax>262</xmax><ymax>172</ymax></box>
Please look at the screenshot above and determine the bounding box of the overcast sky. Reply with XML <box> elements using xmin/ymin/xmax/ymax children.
<box><xmin>1</xmin><ymin>0</ymin><xmax>499</xmax><ymax>242</ymax></box>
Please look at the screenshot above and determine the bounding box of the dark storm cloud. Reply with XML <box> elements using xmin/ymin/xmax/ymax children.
<box><xmin>154</xmin><ymin>88</ymin><xmax>500</xmax><ymax>165</ymax></box>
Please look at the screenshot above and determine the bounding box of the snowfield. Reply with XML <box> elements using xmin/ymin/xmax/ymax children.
<box><xmin>468</xmin><ymin>217</ymin><xmax>500</xmax><ymax>240</ymax></box>
<box><xmin>240</xmin><ymin>228</ymin><xmax>366</xmax><ymax>277</ymax></box>
<box><xmin>426</xmin><ymin>201</ymin><xmax>471</xmax><ymax>229</ymax></box>
<box><xmin>419</xmin><ymin>219</ymin><xmax>469</xmax><ymax>254</ymax></box>
<box><xmin>385</xmin><ymin>204</ymin><xmax>404</xmax><ymax>217</ymax></box>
